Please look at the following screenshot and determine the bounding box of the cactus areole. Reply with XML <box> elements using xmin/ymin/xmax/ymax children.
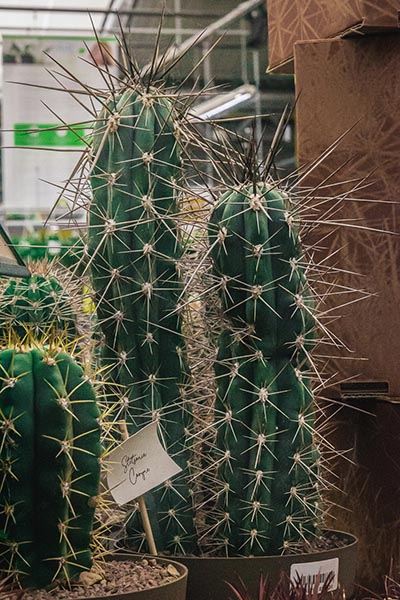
<box><xmin>88</xmin><ymin>87</ymin><xmax>196</xmax><ymax>553</ymax></box>
<box><xmin>208</xmin><ymin>183</ymin><xmax>322</xmax><ymax>555</ymax></box>
<box><xmin>0</xmin><ymin>347</ymin><xmax>101</xmax><ymax>587</ymax></box>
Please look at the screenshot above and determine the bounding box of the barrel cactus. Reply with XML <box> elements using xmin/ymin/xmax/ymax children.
<box><xmin>0</xmin><ymin>346</ymin><xmax>102</xmax><ymax>587</ymax></box>
<box><xmin>87</xmin><ymin>85</ymin><xmax>197</xmax><ymax>553</ymax></box>
<box><xmin>0</xmin><ymin>263</ymin><xmax>78</xmax><ymax>341</ymax></box>
<box><xmin>205</xmin><ymin>181</ymin><xmax>322</xmax><ymax>555</ymax></box>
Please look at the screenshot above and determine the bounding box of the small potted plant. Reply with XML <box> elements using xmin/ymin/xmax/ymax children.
<box><xmin>3</xmin><ymin>42</ymin><xmax>21</xmax><ymax>64</ymax></box>
<box><xmin>20</xmin><ymin>44</ymin><xmax>35</xmax><ymax>64</ymax></box>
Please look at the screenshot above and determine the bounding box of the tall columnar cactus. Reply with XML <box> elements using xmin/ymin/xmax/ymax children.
<box><xmin>0</xmin><ymin>346</ymin><xmax>102</xmax><ymax>587</ymax></box>
<box><xmin>206</xmin><ymin>182</ymin><xmax>322</xmax><ymax>555</ymax></box>
<box><xmin>88</xmin><ymin>85</ymin><xmax>197</xmax><ymax>554</ymax></box>
<box><xmin>0</xmin><ymin>268</ymin><xmax>78</xmax><ymax>341</ymax></box>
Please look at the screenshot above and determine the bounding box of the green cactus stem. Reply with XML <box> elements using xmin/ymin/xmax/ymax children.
<box><xmin>0</xmin><ymin>346</ymin><xmax>101</xmax><ymax>587</ymax></box>
<box><xmin>207</xmin><ymin>182</ymin><xmax>322</xmax><ymax>556</ymax></box>
<box><xmin>0</xmin><ymin>268</ymin><xmax>78</xmax><ymax>341</ymax></box>
<box><xmin>88</xmin><ymin>86</ymin><xmax>196</xmax><ymax>554</ymax></box>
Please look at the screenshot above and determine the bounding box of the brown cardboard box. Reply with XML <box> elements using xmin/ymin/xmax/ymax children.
<box><xmin>295</xmin><ymin>38</ymin><xmax>400</xmax><ymax>586</ymax></box>
<box><xmin>267</xmin><ymin>0</ymin><xmax>400</xmax><ymax>72</ymax></box>
<box><xmin>295</xmin><ymin>35</ymin><xmax>400</xmax><ymax>400</ymax></box>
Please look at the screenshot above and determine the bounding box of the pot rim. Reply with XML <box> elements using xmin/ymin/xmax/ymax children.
<box><xmin>119</xmin><ymin>529</ymin><xmax>358</xmax><ymax>561</ymax></box>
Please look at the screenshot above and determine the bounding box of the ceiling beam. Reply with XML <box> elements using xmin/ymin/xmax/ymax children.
<box><xmin>0</xmin><ymin>26</ymin><xmax>246</xmax><ymax>36</ymax></box>
<box><xmin>0</xmin><ymin>5</ymin><xmax>220</xmax><ymax>19</ymax></box>
<box><xmin>141</xmin><ymin>0</ymin><xmax>264</xmax><ymax>75</ymax></box>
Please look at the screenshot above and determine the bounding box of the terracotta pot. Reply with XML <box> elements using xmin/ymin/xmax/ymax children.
<box><xmin>119</xmin><ymin>530</ymin><xmax>357</xmax><ymax>600</ymax></box>
<box><xmin>75</xmin><ymin>555</ymin><xmax>188</xmax><ymax>600</ymax></box>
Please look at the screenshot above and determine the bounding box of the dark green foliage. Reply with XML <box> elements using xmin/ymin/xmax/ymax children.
<box><xmin>0</xmin><ymin>348</ymin><xmax>101</xmax><ymax>587</ymax></box>
<box><xmin>10</xmin><ymin>236</ymin><xmax>84</xmax><ymax>267</ymax></box>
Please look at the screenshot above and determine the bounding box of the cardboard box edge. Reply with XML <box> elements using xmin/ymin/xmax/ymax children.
<box><xmin>268</xmin><ymin>17</ymin><xmax>400</xmax><ymax>74</ymax></box>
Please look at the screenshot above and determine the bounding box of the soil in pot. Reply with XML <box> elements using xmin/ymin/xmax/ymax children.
<box><xmin>7</xmin><ymin>558</ymin><xmax>187</xmax><ymax>600</ymax></box>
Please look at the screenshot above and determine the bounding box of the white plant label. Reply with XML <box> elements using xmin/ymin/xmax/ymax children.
<box><xmin>290</xmin><ymin>557</ymin><xmax>339</xmax><ymax>592</ymax></box>
<box><xmin>106</xmin><ymin>421</ymin><xmax>182</xmax><ymax>505</ymax></box>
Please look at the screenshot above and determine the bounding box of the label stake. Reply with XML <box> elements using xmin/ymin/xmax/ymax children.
<box><xmin>119</xmin><ymin>420</ymin><xmax>158</xmax><ymax>556</ymax></box>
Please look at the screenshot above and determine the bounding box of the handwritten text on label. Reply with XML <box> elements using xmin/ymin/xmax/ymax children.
<box><xmin>106</xmin><ymin>421</ymin><xmax>182</xmax><ymax>505</ymax></box>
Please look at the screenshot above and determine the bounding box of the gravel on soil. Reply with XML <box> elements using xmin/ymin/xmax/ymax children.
<box><xmin>300</xmin><ymin>532</ymin><xmax>353</xmax><ymax>554</ymax></box>
<box><xmin>8</xmin><ymin>559</ymin><xmax>182</xmax><ymax>600</ymax></box>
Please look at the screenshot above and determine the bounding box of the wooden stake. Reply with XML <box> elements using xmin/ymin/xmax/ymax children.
<box><xmin>119</xmin><ymin>421</ymin><xmax>158</xmax><ymax>556</ymax></box>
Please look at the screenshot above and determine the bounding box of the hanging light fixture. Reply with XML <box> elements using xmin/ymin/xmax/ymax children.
<box><xmin>0</xmin><ymin>224</ymin><xmax>30</xmax><ymax>278</ymax></box>
<box><xmin>190</xmin><ymin>84</ymin><xmax>257</xmax><ymax>121</ymax></box>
